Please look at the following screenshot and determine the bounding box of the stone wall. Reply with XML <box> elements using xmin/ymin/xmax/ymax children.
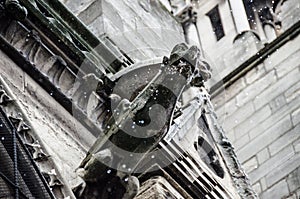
<box><xmin>212</xmin><ymin>30</ymin><xmax>300</xmax><ymax>199</ymax></box>
<box><xmin>61</xmin><ymin>0</ymin><xmax>185</xmax><ymax>63</ymax></box>
<box><xmin>0</xmin><ymin>50</ymin><xmax>89</xmax><ymax>198</ymax></box>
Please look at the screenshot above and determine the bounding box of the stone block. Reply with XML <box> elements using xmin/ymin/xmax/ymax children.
<box><xmin>265</xmin><ymin>151</ymin><xmax>300</xmax><ymax>188</ymax></box>
<box><xmin>297</xmin><ymin>188</ymin><xmax>300</xmax><ymax>198</ymax></box>
<box><xmin>291</xmin><ymin>107</ymin><xmax>300</xmax><ymax>126</ymax></box>
<box><xmin>225</xmin><ymin>77</ymin><xmax>247</xmax><ymax>101</ymax></box>
<box><xmin>287</xmin><ymin>167</ymin><xmax>300</xmax><ymax>195</ymax></box>
<box><xmin>285</xmin><ymin>80</ymin><xmax>300</xmax><ymax>103</ymax></box>
<box><xmin>234</xmin><ymin>105</ymin><xmax>271</xmax><ymax>139</ymax></box>
<box><xmin>237</xmin><ymin>115</ymin><xmax>292</xmax><ymax>163</ymax></box>
<box><xmin>269</xmin><ymin>94</ymin><xmax>287</xmax><ymax>113</ymax></box>
<box><xmin>248</xmin><ymin>145</ymin><xmax>294</xmax><ymax>183</ymax></box>
<box><xmin>293</xmin><ymin>139</ymin><xmax>300</xmax><ymax>153</ymax></box>
<box><xmin>254</xmin><ymin>68</ymin><xmax>300</xmax><ymax>110</ymax></box>
<box><xmin>275</xmin><ymin>50</ymin><xmax>300</xmax><ymax>79</ymax></box>
<box><xmin>224</xmin><ymin>97</ymin><xmax>238</xmax><ymax>119</ymax></box>
<box><xmin>249</xmin><ymin>96</ymin><xmax>299</xmax><ymax>139</ymax></box>
<box><xmin>257</xmin><ymin>148</ymin><xmax>270</xmax><ymax>165</ymax></box>
<box><xmin>243</xmin><ymin>156</ymin><xmax>258</xmax><ymax>173</ymax></box>
<box><xmin>268</xmin><ymin>124</ymin><xmax>300</xmax><ymax>156</ymax></box>
<box><xmin>78</xmin><ymin>0</ymin><xmax>103</xmax><ymax>25</ymax></box>
<box><xmin>260</xmin><ymin>177</ymin><xmax>268</xmax><ymax>191</ymax></box>
<box><xmin>252</xmin><ymin>182</ymin><xmax>262</xmax><ymax>195</ymax></box>
<box><xmin>236</xmin><ymin>70</ymin><xmax>276</xmax><ymax>107</ymax></box>
<box><xmin>211</xmin><ymin>90</ymin><xmax>227</xmax><ymax>111</ymax></box>
<box><xmin>260</xmin><ymin>179</ymin><xmax>289</xmax><ymax>199</ymax></box>
<box><xmin>264</xmin><ymin>34</ymin><xmax>300</xmax><ymax>72</ymax></box>
<box><xmin>233</xmin><ymin>133</ymin><xmax>249</xmax><ymax>150</ymax></box>
<box><xmin>65</xmin><ymin>0</ymin><xmax>95</xmax><ymax>15</ymax></box>
<box><xmin>226</xmin><ymin>130</ymin><xmax>236</xmax><ymax>143</ymax></box>
<box><xmin>245</xmin><ymin>63</ymin><xmax>266</xmax><ymax>85</ymax></box>
<box><xmin>223</xmin><ymin>101</ymin><xmax>255</xmax><ymax>132</ymax></box>
<box><xmin>286</xmin><ymin>193</ymin><xmax>298</xmax><ymax>199</ymax></box>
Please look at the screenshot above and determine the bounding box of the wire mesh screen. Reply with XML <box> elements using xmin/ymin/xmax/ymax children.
<box><xmin>0</xmin><ymin>108</ymin><xmax>54</xmax><ymax>199</ymax></box>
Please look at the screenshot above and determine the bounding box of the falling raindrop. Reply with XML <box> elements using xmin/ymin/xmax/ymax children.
<box><xmin>139</xmin><ymin>120</ymin><xmax>145</xmax><ymax>124</ymax></box>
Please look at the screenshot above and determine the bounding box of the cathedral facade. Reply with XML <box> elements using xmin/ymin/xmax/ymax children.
<box><xmin>0</xmin><ymin>0</ymin><xmax>299</xmax><ymax>198</ymax></box>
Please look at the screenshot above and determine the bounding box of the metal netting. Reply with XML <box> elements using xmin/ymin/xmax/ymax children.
<box><xmin>0</xmin><ymin>108</ymin><xmax>54</xmax><ymax>199</ymax></box>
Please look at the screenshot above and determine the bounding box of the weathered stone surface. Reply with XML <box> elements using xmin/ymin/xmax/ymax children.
<box><xmin>249</xmin><ymin>145</ymin><xmax>294</xmax><ymax>184</ymax></box>
<box><xmin>256</xmin><ymin>148</ymin><xmax>270</xmax><ymax>165</ymax></box>
<box><xmin>243</xmin><ymin>156</ymin><xmax>258</xmax><ymax>173</ymax></box>
<box><xmin>134</xmin><ymin>176</ymin><xmax>186</xmax><ymax>199</ymax></box>
<box><xmin>294</xmin><ymin>139</ymin><xmax>300</xmax><ymax>153</ymax></box>
<box><xmin>252</xmin><ymin>182</ymin><xmax>261</xmax><ymax>195</ymax></box>
<box><xmin>225</xmin><ymin>77</ymin><xmax>247</xmax><ymax>101</ymax></box>
<box><xmin>266</xmin><ymin>152</ymin><xmax>300</xmax><ymax>188</ymax></box>
<box><xmin>234</xmin><ymin>105</ymin><xmax>271</xmax><ymax>140</ymax></box>
<box><xmin>287</xmin><ymin>167</ymin><xmax>300</xmax><ymax>194</ymax></box>
<box><xmin>285</xmin><ymin>80</ymin><xmax>300</xmax><ymax>103</ymax></box>
<box><xmin>274</xmin><ymin>50</ymin><xmax>300</xmax><ymax>79</ymax></box>
<box><xmin>264</xmin><ymin>35</ymin><xmax>300</xmax><ymax>72</ymax></box>
<box><xmin>237</xmin><ymin>115</ymin><xmax>292</xmax><ymax>163</ymax></box>
<box><xmin>268</xmin><ymin>124</ymin><xmax>300</xmax><ymax>156</ymax></box>
<box><xmin>254</xmin><ymin>68</ymin><xmax>299</xmax><ymax>109</ymax></box>
<box><xmin>260</xmin><ymin>177</ymin><xmax>267</xmax><ymax>191</ymax></box>
<box><xmin>65</xmin><ymin>0</ymin><xmax>185</xmax><ymax>62</ymax></box>
<box><xmin>223</xmin><ymin>101</ymin><xmax>255</xmax><ymax>132</ymax></box>
<box><xmin>236</xmin><ymin>70</ymin><xmax>276</xmax><ymax>107</ymax></box>
<box><xmin>260</xmin><ymin>179</ymin><xmax>289</xmax><ymax>199</ymax></box>
<box><xmin>279</xmin><ymin>0</ymin><xmax>300</xmax><ymax>31</ymax></box>
<box><xmin>269</xmin><ymin>94</ymin><xmax>287</xmax><ymax>113</ymax></box>
<box><xmin>245</xmin><ymin>63</ymin><xmax>266</xmax><ymax>85</ymax></box>
<box><xmin>249</xmin><ymin>96</ymin><xmax>299</xmax><ymax>139</ymax></box>
<box><xmin>233</xmin><ymin>133</ymin><xmax>249</xmax><ymax>150</ymax></box>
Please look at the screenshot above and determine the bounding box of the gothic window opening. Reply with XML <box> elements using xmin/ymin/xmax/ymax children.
<box><xmin>243</xmin><ymin>0</ymin><xmax>257</xmax><ymax>29</ymax></box>
<box><xmin>206</xmin><ymin>5</ymin><xmax>225</xmax><ymax>41</ymax></box>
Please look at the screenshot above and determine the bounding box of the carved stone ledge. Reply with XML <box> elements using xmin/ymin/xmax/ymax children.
<box><xmin>0</xmin><ymin>77</ymin><xmax>70</xmax><ymax>198</ymax></box>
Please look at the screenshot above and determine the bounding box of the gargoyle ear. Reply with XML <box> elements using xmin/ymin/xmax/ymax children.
<box><xmin>162</xmin><ymin>56</ymin><xmax>169</xmax><ymax>65</ymax></box>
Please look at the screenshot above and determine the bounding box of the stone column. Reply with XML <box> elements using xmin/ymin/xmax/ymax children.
<box><xmin>264</xmin><ymin>23</ymin><xmax>277</xmax><ymax>42</ymax></box>
<box><xmin>228</xmin><ymin>0</ymin><xmax>250</xmax><ymax>33</ymax></box>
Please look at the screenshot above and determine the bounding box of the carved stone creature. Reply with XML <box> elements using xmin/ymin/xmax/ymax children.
<box><xmin>73</xmin><ymin>73</ymin><xmax>104</xmax><ymax>110</ymax></box>
<box><xmin>169</xmin><ymin>43</ymin><xmax>212</xmax><ymax>83</ymax></box>
<box><xmin>76</xmin><ymin>148</ymin><xmax>113</xmax><ymax>182</ymax></box>
<box><xmin>121</xmin><ymin>175</ymin><xmax>140</xmax><ymax>199</ymax></box>
<box><xmin>5</xmin><ymin>0</ymin><xmax>27</xmax><ymax>21</ymax></box>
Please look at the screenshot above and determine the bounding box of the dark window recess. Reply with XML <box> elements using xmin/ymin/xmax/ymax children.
<box><xmin>206</xmin><ymin>5</ymin><xmax>225</xmax><ymax>41</ymax></box>
<box><xmin>243</xmin><ymin>0</ymin><xmax>256</xmax><ymax>29</ymax></box>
